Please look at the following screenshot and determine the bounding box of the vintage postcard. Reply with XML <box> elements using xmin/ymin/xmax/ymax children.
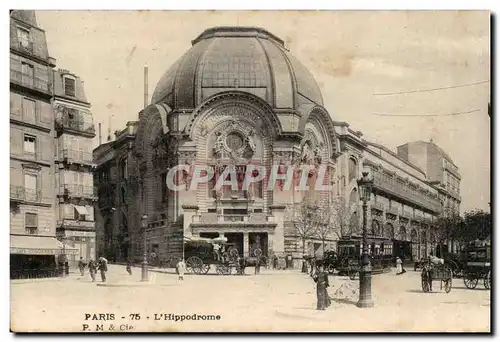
<box><xmin>9</xmin><ymin>10</ymin><xmax>491</xmax><ymax>333</ymax></box>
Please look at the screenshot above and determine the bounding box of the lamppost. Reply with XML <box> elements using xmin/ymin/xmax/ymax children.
<box><xmin>141</xmin><ymin>214</ymin><xmax>149</xmax><ymax>282</ymax></box>
<box><xmin>357</xmin><ymin>171</ymin><xmax>374</xmax><ymax>308</ymax></box>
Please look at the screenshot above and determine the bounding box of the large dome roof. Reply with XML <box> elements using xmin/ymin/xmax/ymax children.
<box><xmin>151</xmin><ymin>27</ymin><xmax>324</xmax><ymax>110</ymax></box>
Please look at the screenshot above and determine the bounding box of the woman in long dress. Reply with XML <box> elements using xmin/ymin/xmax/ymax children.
<box><xmin>312</xmin><ymin>264</ymin><xmax>330</xmax><ymax>310</ymax></box>
<box><xmin>396</xmin><ymin>256</ymin><xmax>403</xmax><ymax>275</ymax></box>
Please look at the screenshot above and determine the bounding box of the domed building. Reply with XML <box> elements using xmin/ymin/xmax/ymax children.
<box><xmin>94</xmin><ymin>27</ymin><xmax>452</xmax><ymax>267</ymax></box>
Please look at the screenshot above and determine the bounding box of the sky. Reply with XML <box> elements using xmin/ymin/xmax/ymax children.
<box><xmin>35</xmin><ymin>10</ymin><xmax>491</xmax><ymax>213</ymax></box>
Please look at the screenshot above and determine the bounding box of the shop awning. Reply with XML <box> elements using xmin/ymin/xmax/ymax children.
<box><xmin>74</xmin><ymin>205</ymin><xmax>89</xmax><ymax>216</ymax></box>
<box><xmin>10</xmin><ymin>235</ymin><xmax>79</xmax><ymax>255</ymax></box>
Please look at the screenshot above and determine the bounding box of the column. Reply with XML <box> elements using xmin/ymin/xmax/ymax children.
<box><xmin>181</xmin><ymin>204</ymin><xmax>199</xmax><ymax>238</ymax></box>
<box><xmin>243</xmin><ymin>233</ymin><xmax>249</xmax><ymax>258</ymax></box>
<box><xmin>269</xmin><ymin>205</ymin><xmax>286</xmax><ymax>256</ymax></box>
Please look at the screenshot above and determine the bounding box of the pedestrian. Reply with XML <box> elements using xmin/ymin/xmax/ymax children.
<box><xmin>98</xmin><ymin>256</ymin><xmax>108</xmax><ymax>282</ymax></box>
<box><xmin>396</xmin><ymin>256</ymin><xmax>403</xmax><ymax>275</ymax></box>
<box><xmin>286</xmin><ymin>254</ymin><xmax>292</xmax><ymax>269</ymax></box>
<box><xmin>255</xmin><ymin>256</ymin><xmax>261</xmax><ymax>275</ymax></box>
<box><xmin>238</xmin><ymin>256</ymin><xmax>246</xmax><ymax>275</ymax></box>
<box><xmin>126</xmin><ymin>259</ymin><xmax>132</xmax><ymax>275</ymax></box>
<box><xmin>312</xmin><ymin>263</ymin><xmax>330</xmax><ymax>310</ymax></box>
<box><xmin>78</xmin><ymin>257</ymin><xmax>86</xmax><ymax>276</ymax></box>
<box><xmin>176</xmin><ymin>258</ymin><xmax>186</xmax><ymax>280</ymax></box>
<box><xmin>64</xmin><ymin>260</ymin><xmax>69</xmax><ymax>276</ymax></box>
<box><xmin>88</xmin><ymin>259</ymin><xmax>97</xmax><ymax>282</ymax></box>
<box><xmin>272</xmin><ymin>254</ymin><xmax>278</xmax><ymax>270</ymax></box>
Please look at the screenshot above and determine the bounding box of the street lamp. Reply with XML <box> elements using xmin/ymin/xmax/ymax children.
<box><xmin>141</xmin><ymin>214</ymin><xmax>149</xmax><ymax>282</ymax></box>
<box><xmin>357</xmin><ymin>171</ymin><xmax>374</xmax><ymax>308</ymax></box>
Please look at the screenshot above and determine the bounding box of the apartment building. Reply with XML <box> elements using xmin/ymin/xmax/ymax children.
<box><xmin>53</xmin><ymin>69</ymin><xmax>97</xmax><ymax>267</ymax></box>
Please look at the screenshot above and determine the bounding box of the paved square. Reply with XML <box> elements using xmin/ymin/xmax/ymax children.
<box><xmin>11</xmin><ymin>265</ymin><xmax>490</xmax><ymax>332</ymax></box>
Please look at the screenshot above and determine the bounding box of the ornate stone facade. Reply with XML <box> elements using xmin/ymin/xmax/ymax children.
<box><xmin>93</xmin><ymin>26</ymin><xmax>459</xmax><ymax>266</ymax></box>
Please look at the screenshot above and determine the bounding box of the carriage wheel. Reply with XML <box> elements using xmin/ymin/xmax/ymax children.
<box><xmin>186</xmin><ymin>256</ymin><xmax>203</xmax><ymax>275</ymax></box>
<box><xmin>201</xmin><ymin>264</ymin><xmax>211</xmax><ymax>275</ymax></box>
<box><xmin>464</xmin><ymin>273</ymin><xmax>478</xmax><ymax>289</ymax></box>
<box><xmin>224</xmin><ymin>265</ymin><xmax>232</xmax><ymax>275</ymax></box>
<box><xmin>216</xmin><ymin>264</ymin><xmax>224</xmax><ymax>275</ymax></box>
<box><xmin>421</xmin><ymin>278</ymin><xmax>430</xmax><ymax>292</ymax></box>
<box><xmin>327</xmin><ymin>265</ymin><xmax>335</xmax><ymax>274</ymax></box>
<box><xmin>444</xmin><ymin>278</ymin><xmax>452</xmax><ymax>293</ymax></box>
<box><xmin>484</xmin><ymin>272</ymin><xmax>491</xmax><ymax>290</ymax></box>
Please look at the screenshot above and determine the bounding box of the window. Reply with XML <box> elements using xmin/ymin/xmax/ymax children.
<box><xmin>121</xmin><ymin>187</ymin><xmax>126</xmax><ymax>204</ymax></box>
<box><xmin>253</xmin><ymin>209</ymin><xmax>263</xmax><ymax>213</ymax></box>
<box><xmin>23</xmin><ymin>135</ymin><xmax>36</xmax><ymax>154</ymax></box>
<box><xmin>64</xmin><ymin>77</ymin><xmax>76</xmax><ymax>97</ymax></box>
<box><xmin>22</xmin><ymin>98</ymin><xmax>36</xmax><ymax>121</ymax></box>
<box><xmin>17</xmin><ymin>26</ymin><xmax>31</xmax><ymax>49</ymax></box>
<box><xmin>207</xmin><ymin>209</ymin><xmax>217</xmax><ymax>213</ymax></box>
<box><xmin>24</xmin><ymin>173</ymin><xmax>37</xmax><ymax>190</ymax></box>
<box><xmin>25</xmin><ymin>213</ymin><xmax>38</xmax><ymax>234</ymax></box>
<box><xmin>120</xmin><ymin>159</ymin><xmax>128</xmax><ymax>180</ymax></box>
<box><xmin>21</xmin><ymin>62</ymin><xmax>34</xmax><ymax>78</ymax></box>
<box><xmin>161</xmin><ymin>173</ymin><xmax>167</xmax><ymax>203</ymax></box>
<box><xmin>348</xmin><ymin>158</ymin><xmax>358</xmax><ymax>182</ymax></box>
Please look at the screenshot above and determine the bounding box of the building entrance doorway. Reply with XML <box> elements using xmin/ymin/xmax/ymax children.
<box><xmin>249</xmin><ymin>233</ymin><xmax>268</xmax><ymax>257</ymax></box>
<box><xmin>225</xmin><ymin>233</ymin><xmax>244</xmax><ymax>256</ymax></box>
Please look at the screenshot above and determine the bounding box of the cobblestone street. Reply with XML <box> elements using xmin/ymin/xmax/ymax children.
<box><xmin>10</xmin><ymin>265</ymin><xmax>490</xmax><ymax>332</ymax></box>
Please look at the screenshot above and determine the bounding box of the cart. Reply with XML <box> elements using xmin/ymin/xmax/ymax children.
<box><xmin>462</xmin><ymin>242</ymin><xmax>491</xmax><ymax>290</ymax></box>
<box><xmin>183</xmin><ymin>236</ymin><xmax>240</xmax><ymax>275</ymax></box>
<box><xmin>421</xmin><ymin>262</ymin><xmax>453</xmax><ymax>293</ymax></box>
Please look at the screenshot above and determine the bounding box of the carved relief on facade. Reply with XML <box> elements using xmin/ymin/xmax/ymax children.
<box><xmin>211</xmin><ymin>119</ymin><xmax>259</xmax><ymax>163</ymax></box>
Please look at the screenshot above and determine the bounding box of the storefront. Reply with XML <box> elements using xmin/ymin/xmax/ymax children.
<box><xmin>57</xmin><ymin>229</ymin><xmax>96</xmax><ymax>267</ymax></box>
<box><xmin>10</xmin><ymin>235</ymin><xmax>78</xmax><ymax>279</ymax></box>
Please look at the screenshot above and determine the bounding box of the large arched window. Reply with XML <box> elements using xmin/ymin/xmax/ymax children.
<box><xmin>348</xmin><ymin>157</ymin><xmax>358</xmax><ymax>182</ymax></box>
<box><xmin>385</xmin><ymin>222</ymin><xmax>394</xmax><ymax>239</ymax></box>
<box><xmin>371</xmin><ymin>220</ymin><xmax>381</xmax><ymax>236</ymax></box>
<box><xmin>410</xmin><ymin>229</ymin><xmax>418</xmax><ymax>243</ymax></box>
<box><xmin>399</xmin><ymin>226</ymin><xmax>407</xmax><ymax>241</ymax></box>
<box><xmin>349</xmin><ymin>212</ymin><xmax>359</xmax><ymax>235</ymax></box>
<box><xmin>420</xmin><ymin>230</ymin><xmax>427</xmax><ymax>244</ymax></box>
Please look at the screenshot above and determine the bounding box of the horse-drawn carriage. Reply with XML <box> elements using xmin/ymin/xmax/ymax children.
<box><xmin>335</xmin><ymin>236</ymin><xmax>394</xmax><ymax>279</ymax></box>
<box><xmin>421</xmin><ymin>261</ymin><xmax>453</xmax><ymax>293</ymax></box>
<box><xmin>184</xmin><ymin>236</ymin><xmax>240</xmax><ymax>275</ymax></box>
<box><xmin>463</xmin><ymin>242</ymin><xmax>491</xmax><ymax>290</ymax></box>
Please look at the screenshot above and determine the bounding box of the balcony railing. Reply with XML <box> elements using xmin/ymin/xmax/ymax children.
<box><xmin>387</xmin><ymin>206</ymin><xmax>399</xmax><ymax>216</ymax></box>
<box><xmin>57</xmin><ymin>219</ymin><xmax>94</xmax><ymax>230</ymax></box>
<box><xmin>14</xmin><ymin>41</ymin><xmax>34</xmax><ymax>54</ymax></box>
<box><xmin>56</xmin><ymin>117</ymin><xmax>96</xmax><ymax>135</ymax></box>
<box><xmin>10</xmin><ymin>185</ymin><xmax>44</xmax><ymax>203</ymax></box>
<box><xmin>371</xmin><ymin>201</ymin><xmax>385</xmax><ymax>212</ymax></box>
<box><xmin>371</xmin><ymin>170</ymin><xmax>442</xmax><ymax>213</ymax></box>
<box><xmin>10</xmin><ymin>69</ymin><xmax>51</xmax><ymax>94</ymax></box>
<box><xmin>62</xmin><ymin>149</ymin><xmax>93</xmax><ymax>165</ymax></box>
<box><xmin>196</xmin><ymin>213</ymin><xmax>270</xmax><ymax>224</ymax></box>
<box><xmin>61</xmin><ymin>184</ymin><xmax>97</xmax><ymax>199</ymax></box>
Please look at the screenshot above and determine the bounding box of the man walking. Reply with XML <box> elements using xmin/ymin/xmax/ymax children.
<box><xmin>98</xmin><ymin>256</ymin><xmax>108</xmax><ymax>282</ymax></box>
<box><xmin>254</xmin><ymin>256</ymin><xmax>261</xmax><ymax>275</ymax></box>
<box><xmin>78</xmin><ymin>257</ymin><xmax>86</xmax><ymax>276</ymax></box>
<box><xmin>176</xmin><ymin>258</ymin><xmax>186</xmax><ymax>281</ymax></box>
<box><xmin>88</xmin><ymin>259</ymin><xmax>97</xmax><ymax>282</ymax></box>
<box><xmin>126</xmin><ymin>259</ymin><xmax>132</xmax><ymax>275</ymax></box>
